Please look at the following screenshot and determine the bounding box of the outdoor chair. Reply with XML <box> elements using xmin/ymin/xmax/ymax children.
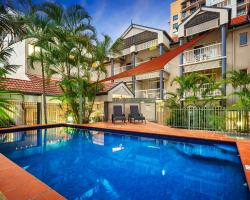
<box><xmin>112</xmin><ymin>105</ymin><xmax>126</xmax><ymax>124</ymax></box>
<box><xmin>128</xmin><ymin>105</ymin><xmax>146</xmax><ymax>123</ymax></box>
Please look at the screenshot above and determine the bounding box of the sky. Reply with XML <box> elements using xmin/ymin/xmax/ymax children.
<box><xmin>53</xmin><ymin>0</ymin><xmax>171</xmax><ymax>42</ymax></box>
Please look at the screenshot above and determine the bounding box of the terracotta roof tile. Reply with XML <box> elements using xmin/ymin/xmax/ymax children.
<box><xmin>0</xmin><ymin>74</ymin><xmax>116</xmax><ymax>96</ymax></box>
<box><xmin>230</xmin><ymin>15</ymin><xmax>248</xmax><ymax>26</ymax></box>
<box><xmin>0</xmin><ymin>74</ymin><xmax>62</xmax><ymax>95</ymax></box>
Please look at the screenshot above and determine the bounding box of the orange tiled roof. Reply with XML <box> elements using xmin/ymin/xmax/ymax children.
<box><xmin>100</xmin><ymin>33</ymin><xmax>207</xmax><ymax>82</ymax></box>
<box><xmin>0</xmin><ymin>74</ymin><xmax>117</xmax><ymax>96</ymax></box>
<box><xmin>98</xmin><ymin>82</ymin><xmax>121</xmax><ymax>95</ymax></box>
<box><xmin>230</xmin><ymin>15</ymin><xmax>248</xmax><ymax>26</ymax></box>
<box><xmin>0</xmin><ymin>74</ymin><xmax>62</xmax><ymax>95</ymax></box>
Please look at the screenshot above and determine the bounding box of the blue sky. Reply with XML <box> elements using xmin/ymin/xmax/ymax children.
<box><xmin>55</xmin><ymin>0</ymin><xmax>171</xmax><ymax>42</ymax></box>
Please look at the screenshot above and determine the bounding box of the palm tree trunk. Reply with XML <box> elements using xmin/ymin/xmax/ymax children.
<box><xmin>40</xmin><ymin>50</ymin><xmax>48</xmax><ymax>124</ymax></box>
<box><xmin>87</xmin><ymin>72</ymin><xmax>100</xmax><ymax>122</ymax></box>
<box><xmin>77</xmin><ymin>65</ymin><xmax>83</xmax><ymax>124</ymax></box>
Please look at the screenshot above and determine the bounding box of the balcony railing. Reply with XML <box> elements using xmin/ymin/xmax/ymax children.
<box><xmin>183</xmin><ymin>43</ymin><xmax>222</xmax><ymax>65</ymax></box>
<box><xmin>136</xmin><ymin>39</ymin><xmax>158</xmax><ymax>52</ymax></box>
<box><xmin>113</xmin><ymin>64</ymin><xmax>133</xmax><ymax>75</ymax></box>
<box><xmin>113</xmin><ymin>60</ymin><xmax>150</xmax><ymax>75</ymax></box>
<box><xmin>183</xmin><ymin>83</ymin><xmax>222</xmax><ymax>98</ymax></box>
<box><xmin>135</xmin><ymin>88</ymin><xmax>163</xmax><ymax>99</ymax></box>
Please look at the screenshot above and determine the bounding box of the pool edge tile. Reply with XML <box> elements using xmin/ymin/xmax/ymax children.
<box><xmin>0</xmin><ymin>154</ymin><xmax>66</xmax><ymax>200</ymax></box>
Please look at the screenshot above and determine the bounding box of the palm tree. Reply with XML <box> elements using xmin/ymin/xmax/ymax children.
<box><xmin>169</xmin><ymin>73</ymin><xmax>222</xmax><ymax>108</ymax></box>
<box><xmin>228</xmin><ymin>70</ymin><xmax>250</xmax><ymax>131</ymax></box>
<box><xmin>0</xmin><ymin>4</ymin><xmax>26</xmax><ymax>127</ymax></box>
<box><xmin>25</xmin><ymin>14</ymin><xmax>54</xmax><ymax>124</ymax></box>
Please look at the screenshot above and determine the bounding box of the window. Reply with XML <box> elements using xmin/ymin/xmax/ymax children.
<box><xmin>190</xmin><ymin>7</ymin><xmax>197</xmax><ymax>14</ymax></box>
<box><xmin>237</xmin><ymin>8</ymin><xmax>246</xmax><ymax>16</ymax></box>
<box><xmin>240</xmin><ymin>69</ymin><xmax>248</xmax><ymax>74</ymax></box>
<box><xmin>173</xmin><ymin>14</ymin><xmax>178</xmax><ymax>21</ymax></box>
<box><xmin>173</xmin><ymin>23</ymin><xmax>178</xmax><ymax>30</ymax></box>
<box><xmin>240</xmin><ymin>32</ymin><xmax>248</xmax><ymax>46</ymax></box>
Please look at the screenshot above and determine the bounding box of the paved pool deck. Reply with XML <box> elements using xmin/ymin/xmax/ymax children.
<box><xmin>0</xmin><ymin>122</ymin><xmax>249</xmax><ymax>199</ymax></box>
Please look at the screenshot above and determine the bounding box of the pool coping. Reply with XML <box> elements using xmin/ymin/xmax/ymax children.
<box><xmin>0</xmin><ymin>122</ymin><xmax>250</xmax><ymax>192</ymax></box>
<box><xmin>0</xmin><ymin>154</ymin><xmax>65</xmax><ymax>200</ymax></box>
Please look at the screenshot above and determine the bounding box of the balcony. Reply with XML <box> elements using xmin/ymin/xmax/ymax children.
<box><xmin>113</xmin><ymin>64</ymin><xmax>133</xmax><ymax>75</ymax></box>
<box><xmin>183</xmin><ymin>83</ymin><xmax>222</xmax><ymax>98</ymax></box>
<box><xmin>113</xmin><ymin>39</ymin><xmax>159</xmax><ymax>57</ymax></box>
<box><xmin>183</xmin><ymin>43</ymin><xmax>222</xmax><ymax>65</ymax></box>
<box><xmin>135</xmin><ymin>88</ymin><xmax>162</xmax><ymax>99</ymax></box>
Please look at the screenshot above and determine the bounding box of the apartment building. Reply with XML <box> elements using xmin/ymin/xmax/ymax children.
<box><xmin>170</xmin><ymin>0</ymin><xmax>249</xmax><ymax>36</ymax></box>
<box><xmin>104</xmin><ymin>24</ymin><xmax>174</xmax><ymax>100</ymax></box>
<box><xmin>170</xmin><ymin>0</ymin><xmax>183</xmax><ymax>37</ymax></box>
<box><xmin>177</xmin><ymin>7</ymin><xmax>250</xmax><ymax>105</ymax></box>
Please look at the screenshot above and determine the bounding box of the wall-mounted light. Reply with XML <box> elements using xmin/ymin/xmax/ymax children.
<box><xmin>67</xmin><ymin>116</ymin><xmax>74</xmax><ymax>124</ymax></box>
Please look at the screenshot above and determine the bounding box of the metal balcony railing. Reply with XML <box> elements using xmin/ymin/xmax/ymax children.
<box><xmin>183</xmin><ymin>43</ymin><xmax>222</xmax><ymax>65</ymax></box>
<box><xmin>135</xmin><ymin>88</ymin><xmax>163</xmax><ymax>99</ymax></box>
<box><xmin>183</xmin><ymin>83</ymin><xmax>222</xmax><ymax>98</ymax></box>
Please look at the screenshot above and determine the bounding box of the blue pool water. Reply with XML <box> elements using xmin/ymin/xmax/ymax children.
<box><xmin>0</xmin><ymin>127</ymin><xmax>249</xmax><ymax>200</ymax></box>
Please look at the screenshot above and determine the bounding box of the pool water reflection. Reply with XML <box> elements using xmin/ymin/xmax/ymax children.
<box><xmin>0</xmin><ymin>127</ymin><xmax>249</xmax><ymax>200</ymax></box>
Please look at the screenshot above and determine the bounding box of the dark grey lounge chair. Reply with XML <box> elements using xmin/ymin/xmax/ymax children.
<box><xmin>112</xmin><ymin>105</ymin><xmax>126</xmax><ymax>123</ymax></box>
<box><xmin>128</xmin><ymin>105</ymin><xmax>146</xmax><ymax>123</ymax></box>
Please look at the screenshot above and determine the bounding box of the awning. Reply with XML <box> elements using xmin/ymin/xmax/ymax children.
<box><xmin>100</xmin><ymin>33</ymin><xmax>207</xmax><ymax>82</ymax></box>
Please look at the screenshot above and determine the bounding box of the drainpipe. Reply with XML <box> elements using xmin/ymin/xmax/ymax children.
<box><xmin>221</xmin><ymin>24</ymin><xmax>227</xmax><ymax>106</ymax></box>
<box><xmin>159</xmin><ymin>43</ymin><xmax>165</xmax><ymax>99</ymax></box>
<box><xmin>179</xmin><ymin>38</ymin><xmax>184</xmax><ymax>76</ymax></box>
<box><xmin>131</xmin><ymin>52</ymin><xmax>136</xmax><ymax>97</ymax></box>
<box><xmin>111</xmin><ymin>58</ymin><xmax>114</xmax><ymax>83</ymax></box>
<box><xmin>232</xmin><ymin>28</ymin><xmax>236</xmax><ymax>103</ymax></box>
<box><xmin>179</xmin><ymin>37</ymin><xmax>184</xmax><ymax>107</ymax></box>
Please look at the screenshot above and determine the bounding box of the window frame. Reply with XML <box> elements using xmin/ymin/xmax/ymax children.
<box><xmin>173</xmin><ymin>23</ymin><xmax>178</xmax><ymax>30</ymax></box>
<box><xmin>239</xmin><ymin>32</ymin><xmax>248</xmax><ymax>46</ymax></box>
<box><xmin>173</xmin><ymin>14</ymin><xmax>178</xmax><ymax>21</ymax></box>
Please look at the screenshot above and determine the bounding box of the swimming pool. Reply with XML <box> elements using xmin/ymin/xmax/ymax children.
<box><xmin>0</xmin><ymin>127</ymin><xmax>249</xmax><ymax>200</ymax></box>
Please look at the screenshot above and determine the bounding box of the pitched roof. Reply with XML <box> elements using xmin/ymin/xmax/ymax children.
<box><xmin>100</xmin><ymin>33</ymin><xmax>207</xmax><ymax>82</ymax></box>
<box><xmin>0</xmin><ymin>74</ymin><xmax>62</xmax><ymax>95</ymax></box>
<box><xmin>0</xmin><ymin>74</ymin><xmax>120</xmax><ymax>96</ymax></box>
<box><xmin>120</xmin><ymin>23</ymin><xmax>173</xmax><ymax>42</ymax></box>
<box><xmin>230</xmin><ymin>15</ymin><xmax>248</xmax><ymax>26</ymax></box>
<box><xmin>97</xmin><ymin>82</ymin><xmax>127</xmax><ymax>95</ymax></box>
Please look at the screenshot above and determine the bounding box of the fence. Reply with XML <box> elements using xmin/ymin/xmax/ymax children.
<box><xmin>3</xmin><ymin>101</ymin><xmax>104</xmax><ymax>127</ymax></box>
<box><xmin>4</xmin><ymin>102</ymin><xmax>68</xmax><ymax>127</ymax></box>
<box><xmin>157</xmin><ymin>106</ymin><xmax>250</xmax><ymax>134</ymax></box>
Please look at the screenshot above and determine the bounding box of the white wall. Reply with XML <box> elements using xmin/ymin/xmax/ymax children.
<box><xmin>6</xmin><ymin>39</ymin><xmax>29</xmax><ymax>80</ymax></box>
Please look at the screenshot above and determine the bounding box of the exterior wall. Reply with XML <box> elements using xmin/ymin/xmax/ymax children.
<box><xmin>7</xmin><ymin>94</ymin><xmax>61</xmax><ymax>103</ymax></box>
<box><xmin>136</xmin><ymin>48</ymin><xmax>159</xmax><ymax>62</ymax></box>
<box><xmin>227</xmin><ymin>25</ymin><xmax>250</xmax><ymax>72</ymax></box>
<box><xmin>164</xmin><ymin>56</ymin><xmax>180</xmax><ymax>95</ymax></box>
<box><xmin>170</xmin><ymin>0</ymin><xmax>182</xmax><ymax>37</ymax></box>
<box><xmin>123</xmin><ymin>27</ymin><xmax>145</xmax><ymax>39</ymax></box>
<box><xmin>6</xmin><ymin>40</ymin><xmax>29</xmax><ymax>80</ymax></box>
<box><xmin>226</xmin><ymin>25</ymin><xmax>250</xmax><ymax>104</ymax></box>
<box><xmin>183</xmin><ymin>30</ymin><xmax>221</xmax><ymax>51</ymax></box>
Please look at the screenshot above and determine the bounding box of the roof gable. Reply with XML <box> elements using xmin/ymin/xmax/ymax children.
<box><xmin>121</xmin><ymin>24</ymin><xmax>164</xmax><ymax>39</ymax></box>
<box><xmin>178</xmin><ymin>7</ymin><xmax>229</xmax><ymax>37</ymax></box>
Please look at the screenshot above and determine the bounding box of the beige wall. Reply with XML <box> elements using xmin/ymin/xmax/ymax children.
<box><xmin>227</xmin><ymin>25</ymin><xmax>250</xmax><ymax>72</ymax></box>
<box><xmin>227</xmin><ymin>25</ymin><xmax>250</xmax><ymax>104</ymax></box>
<box><xmin>170</xmin><ymin>0</ymin><xmax>182</xmax><ymax>37</ymax></box>
<box><xmin>164</xmin><ymin>56</ymin><xmax>180</xmax><ymax>94</ymax></box>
